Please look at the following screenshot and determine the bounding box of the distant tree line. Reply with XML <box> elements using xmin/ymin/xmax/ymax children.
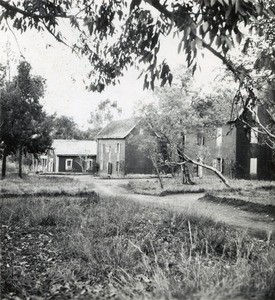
<box><xmin>0</xmin><ymin>60</ymin><xmax>123</xmax><ymax>178</ymax></box>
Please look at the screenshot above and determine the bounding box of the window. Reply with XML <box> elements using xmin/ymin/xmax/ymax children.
<box><xmin>116</xmin><ymin>143</ymin><xmax>121</xmax><ymax>154</ymax></box>
<box><xmin>216</xmin><ymin>127</ymin><xmax>222</xmax><ymax>147</ymax></box>
<box><xmin>182</xmin><ymin>133</ymin><xmax>187</xmax><ymax>144</ymax></box>
<box><xmin>216</xmin><ymin>158</ymin><xmax>223</xmax><ymax>173</ymax></box>
<box><xmin>106</xmin><ymin>145</ymin><xmax>110</xmax><ymax>153</ymax></box>
<box><xmin>116</xmin><ymin>161</ymin><xmax>120</xmax><ymax>172</ymax></box>
<box><xmin>107</xmin><ymin>162</ymin><xmax>113</xmax><ymax>175</ymax></box>
<box><xmin>65</xmin><ymin>159</ymin><xmax>73</xmax><ymax>170</ymax></box>
<box><xmin>100</xmin><ymin>153</ymin><xmax>104</xmax><ymax>170</ymax></box>
<box><xmin>108</xmin><ymin>147</ymin><xmax>111</xmax><ymax>161</ymax></box>
<box><xmin>197</xmin><ymin>134</ymin><xmax>205</xmax><ymax>146</ymax></box>
<box><xmin>250</xmin><ymin>158</ymin><xmax>257</xmax><ymax>174</ymax></box>
<box><xmin>87</xmin><ymin>159</ymin><xmax>93</xmax><ymax>169</ymax></box>
<box><xmin>213</xmin><ymin>158</ymin><xmax>223</xmax><ymax>173</ymax></box>
<box><xmin>250</xmin><ymin>127</ymin><xmax>258</xmax><ymax>144</ymax></box>
<box><xmin>139</xmin><ymin>128</ymin><xmax>144</xmax><ymax>135</ymax></box>
<box><xmin>100</xmin><ymin>143</ymin><xmax>105</xmax><ymax>154</ymax></box>
<box><xmin>41</xmin><ymin>158</ymin><xmax>46</xmax><ymax>167</ymax></box>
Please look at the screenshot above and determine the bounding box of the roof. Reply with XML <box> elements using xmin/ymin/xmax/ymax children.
<box><xmin>52</xmin><ymin>139</ymin><xmax>97</xmax><ymax>156</ymax></box>
<box><xmin>96</xmin><ymin>118</ymin><xmax>141</xmax><ymax>139</ymax></box>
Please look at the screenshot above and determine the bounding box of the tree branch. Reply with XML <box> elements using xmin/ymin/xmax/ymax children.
<box><xmin>180</xmin><ymin>151</ymin><xmax>231</xmax><ymax>188</ymax></box>
<box><xmin>246</xmin><ymin>106</ymin><xmax>275</xmax><ymax>140</ymax></box>
<box><xmin>5</xmin><ymin>19</ymin><xmax>26</xmax><ymax>60</ymax></box>
<box><xmin>0</xmin><ymin>0</ymin><xmax>72</xmax><ymax>20</ymax></box>
<box><xmin>42</xmin><ymin>20</ymin><xmax>73</xmax><ymax>50</ymax></box>
<box><xmin>144</xmin><ymin>0</ymin><xmax>172</xmax><ymax>18</ymax></box>
<box><xmin>142</xmin><ymin>0</ymin><xmax>243</xmax><ymax>79</ymax></box>
<box><xmin>195</xmin><ymin>35</ymin><xmax>240</xmax><ymax>77</ymax></box>
<box><xmin>145</xmin><ymin>119</ymin><xmax>231</xmax><ymax>188</ymax></box>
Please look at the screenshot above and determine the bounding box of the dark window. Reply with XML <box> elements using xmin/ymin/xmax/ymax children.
<box><xmin>116</xmin><ymin>161</ymin><xmax>120</xmax><ymax>172</ymax></box>
<box><xmin>197</xmin><ymin>134</ymin><xmax>205</xmax><ymax>145</ymax></box>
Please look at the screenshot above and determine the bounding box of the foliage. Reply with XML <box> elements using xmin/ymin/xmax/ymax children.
<box><xmin>0</xmin><ymin>0</ymin><xmax>274</xmax><ymax>145</ymax></box>
<box><xmin>52</xmin><ymin>115</ymin><xmax>80</xmax><ymax>139</ymax></box>
<box><xmin>0</xmin><ymin>0</ymin><xmax>274</xmax><ymax>90</ymax></box>
<box><xmin>0</xmin><ymin>61</ymin><xmax>53</xmax><ymax>177</ymax></box>
<box><xmin>135</xmin><ymin>67</ymin><xmax>233</xmax><ymax>186</ymax></box>
<box><xmin>1</xmin><ymin>189</ymin><xmax>275</xmax><ymax>299</ymax></box>
<box><xmin>0</xmin><ymin>63</ymin><xmax>6</xmax><ymax>86</ymax></box>
<box><xmin>52</xmin><ymin>115</ymin><xmax>100</xmax><ymax>140</ymax></box>
<box><xmin>88</xmin><ymin>99</ymin><xmax>122</xmax><ymax>131</ymax></box>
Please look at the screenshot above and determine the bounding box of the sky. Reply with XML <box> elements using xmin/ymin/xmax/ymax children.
<box><xmin>0</xmin><ymin>18</ymin><xmax>223</xmax><ymax>130</ymax></box>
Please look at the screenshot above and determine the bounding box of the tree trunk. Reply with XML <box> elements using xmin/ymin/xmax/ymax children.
<box><xmin>182</xmin><ymin>153</ymin><xmax>231</xmax><ymax>188</ymax></box>
<box><xmin>155</xmin><ymin>164</ymin><xmax>164</xmax><ymax>189</ymax></box>
<box><xmin>18</xmin><ymin>146</ymin><xmax>23</xmax><ymax>178</ymax></box>
<box><xmin>181</xmin><ymin>164</ymin><xmax>194</xmax><ymax>185</ymax></box>
<box><xmin>150</xmin><ymin>153</ymin><xmax>164</xmax><ymax>189</ymax></box>
<box><xmin>1</xmin><ymin>149</ymin><xmax>7</xmax><ymax>179</ymax></box>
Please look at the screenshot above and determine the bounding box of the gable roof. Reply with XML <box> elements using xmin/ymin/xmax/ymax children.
<box><xmin>52</xmin><ymin>139</ymin><xmax>97</xmax><ymax>156</ymax></box>
<box><xmin>96</xmin><ymin>118</ymin><xmax>141</xmax><ymax>139</ymax></box>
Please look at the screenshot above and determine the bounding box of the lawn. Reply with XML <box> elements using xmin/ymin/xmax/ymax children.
<box><xmin>129</xmin><ymin>177</ymin><xmax>275</xmax><ymax>210</ymax></box>
<box><xmin>0</xmin><ymin>174</ymin><xmax>95</xmax><ymax>196</ymax></box>
<box><xmin>128</xmin><ymin>177</ymin><xmax>275</xmax><ymax>196</ymax></box>
<box><xmin>1</xmin><ymin>175</ymin><xmax>275</xmax><ymax>299</ymax></box>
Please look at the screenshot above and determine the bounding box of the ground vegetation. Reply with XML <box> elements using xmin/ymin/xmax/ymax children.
<box><xmin>1</xmin><ymin>176</ymin><xmax>274</xmax><ymax>299</ymax></box>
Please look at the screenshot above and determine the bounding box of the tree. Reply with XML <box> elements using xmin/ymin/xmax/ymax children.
<box><xmin>88</xmin><ymin>99</ymin><xmax>122</xmax><ymax>132</ymax></box>
<box><xmin>52</xmin><ymin>115</ymin><xmax>100</xmax><ymax>140</ymax></box>
<box><xmin>135</xmin><ymin>67</ymin><xmax>234</xmax><ymax>186</ymax></box>
<box><xmin>52</xmin><ymin>115</ymin><xmax>79</xmax><ymax>140</ymax></box>
<box><xmin>0</xmin><ymin>0</ymin><xmax>274</xmax><ymax>143</ymax></box>
<box><xmin>0</xmin><ymin>61</ymin><xmax>53</xmax><ymax>178</ymax></box>
<box><xmin>0</xmin><ymin>1</ymin><xmax>273</xmax><ymax>87</ymax></box>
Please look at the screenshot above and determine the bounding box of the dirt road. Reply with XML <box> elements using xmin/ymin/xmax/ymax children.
<box><xmin>72</xmin><ymin>175</ymin><xmax>274</xmax><ymax>237</ymax></box>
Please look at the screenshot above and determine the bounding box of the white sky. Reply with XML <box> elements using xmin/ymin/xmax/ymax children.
<box><xmin>0</xmin><ymin>19</ymin><xmax>223</xmax><ymax>130</ymax></box>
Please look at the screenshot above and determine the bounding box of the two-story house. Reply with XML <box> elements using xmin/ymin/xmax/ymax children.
<box><xmin>96</xmin><ymin>118</ymin><xmax>154</xmax><ymax>177</ymax></box>
<box><xmin>191</xmin><ymin>106</ymin><xmax>274</xmax><ymax>180</ymax></box>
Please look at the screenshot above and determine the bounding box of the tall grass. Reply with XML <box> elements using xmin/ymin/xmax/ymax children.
<box><xmin>1</xmin><ymin>194</ymin><xmax>274</xmax><ymax>299</ymax></box>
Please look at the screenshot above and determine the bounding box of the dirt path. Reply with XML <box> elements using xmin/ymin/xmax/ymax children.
<box><xmin>72</xmin><ymin>175</ymin><xmax>274</xmax><ymax>237</ymax></box>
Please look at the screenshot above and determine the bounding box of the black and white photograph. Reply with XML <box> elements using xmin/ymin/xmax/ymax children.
<box><xmin>0</xmin><ymin>0</ymin><xmax>275</xmax><ymax>299</ymax></box>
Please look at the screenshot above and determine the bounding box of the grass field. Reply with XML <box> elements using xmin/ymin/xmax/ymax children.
<box><xmin>0</xmin><ymin>174</ymin><xmax>95</xmax><ymax>196</ymax></box>
<box><xmin>1</xmin><ymin>175</ymin><xmax>275</xmax><ymax>299</ymax></box>
<box><xmin>129</xmin><ymin>177</ymin><xmax>275</xmax><ymax>204</ymax></box>
<box><xmin>129</xmin><ymin>177</ymin><xmax>275</xmax><ymax>195</ymax></box>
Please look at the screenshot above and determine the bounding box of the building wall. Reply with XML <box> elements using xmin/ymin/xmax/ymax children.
<box><xmin>184</xmin><ymin>125</ymin><xmax>237</xmax><ymax>179</ymax></box>
<box><xmin>124</xmin><ymin>125</ymin><xmax>154</xmax><ymax>175</ymax></box>
<box><xmin>199</xmin><ymin>116</ymin><xmax>275</xmax><ymax>180</ymax></box>
<box><xmin>58</xmin><ymin>155</ymin><xmax>96</xmax><ymax>173</ymax></box>
<box><xmin>58</xmin><ymin>156</ymin><xmax>81</xmax><ymax>172</ymax></box>
<box><xmin>235</xmin><ymin>122</ymin><xmax>251</xmax><ymax>179</ymax></box>
<box><xmin>96</xmin><ymin>125</ymin><xmax>155</xmax><ymax>176</ymax></box>
<box><xmin>96</xmin><ymin>139</ymin><xmax>126</xmax><ymax>176</ymax></box>
<box><xmin>235</xmin><ymin>120</ymin><xmax>274</xmax><ymax>180</ymax></box>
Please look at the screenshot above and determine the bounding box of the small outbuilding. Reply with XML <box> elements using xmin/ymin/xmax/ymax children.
<box><xmin>48</xmin><ymin>139</ymin><xmax>97</xmax><ymax>173</ymax></box>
